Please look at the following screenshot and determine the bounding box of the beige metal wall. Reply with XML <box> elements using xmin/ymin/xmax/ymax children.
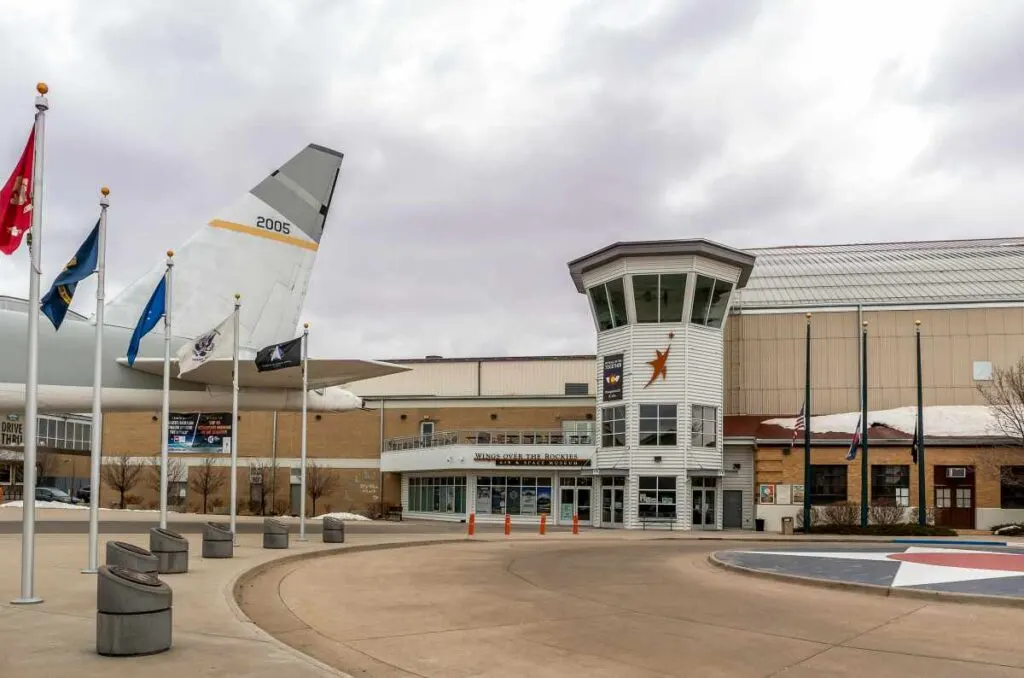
<box><xmin>724</xmin><ymin>306</ymin><xmax>1024</xmax><ymax>416</ymax></box>
<box><xmin>348</xmin><ymin>358</ymin><xmax>597</xmax><ymax>398</ymax></box>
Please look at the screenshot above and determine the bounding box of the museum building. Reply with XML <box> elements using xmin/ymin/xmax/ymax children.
<box><xmin>45</xmin><ymin>236</ymin><xmax>1024</xmax><ymax>532</ymax></box>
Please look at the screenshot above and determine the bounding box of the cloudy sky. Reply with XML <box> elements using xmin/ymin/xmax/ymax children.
<box><xmin>0</xmin><ymin>0</ymin><xmax>1020</xmax><ymax>360</ymax></box>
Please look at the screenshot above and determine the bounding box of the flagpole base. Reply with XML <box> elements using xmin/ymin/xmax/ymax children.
<box><xmin>81</xmin><ymin>568</ymin><xmax>98</xmax><ymax>575</ymax></box>
<box><xmin>11</xmin><ymin>597</ymin><xmax>43</xmax><ymax>605</ymax></box>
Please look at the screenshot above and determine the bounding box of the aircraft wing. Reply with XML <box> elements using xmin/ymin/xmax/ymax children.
<box><xmin>117</xmin><ymin>357</ymin><xmax>410</xmax><ymax>390</ymax></box>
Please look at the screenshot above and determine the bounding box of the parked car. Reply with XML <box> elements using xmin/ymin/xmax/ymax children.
<box><xmin>36</xmin><ymin>487</ymin><xmax>81</xmax><ymax>504</ymax></box>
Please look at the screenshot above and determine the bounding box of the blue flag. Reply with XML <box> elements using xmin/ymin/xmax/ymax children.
<box><xmin>126</xmin><ymin>274</ymin><xmax>167</xmax><ymax>367</ymax></box>
<box><xmin>40</xmin><ymin>219</ymin><xmax>100</xmax><ymax>331</ymax></box>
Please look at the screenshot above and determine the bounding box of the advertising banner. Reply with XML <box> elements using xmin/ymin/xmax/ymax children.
<box><xmin>602</xmin><ymin>353</ymin><xmax>624</xmax><ymax>402</ymax></box>
<box><xmin>168</xmin><ymin>412</ymin><xmax>232</xmax><ymax>452</ymax></box>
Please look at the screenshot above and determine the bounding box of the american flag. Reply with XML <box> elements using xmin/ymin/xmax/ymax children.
<box><xmin>846</xmin><ymin>414</ymin><xmax>863</xmax><ymax>461</ymax></box>
<box><xmin>790</xmin><ymin>402</ymin><xmax>805</xmax><ymax>447</ymax></box>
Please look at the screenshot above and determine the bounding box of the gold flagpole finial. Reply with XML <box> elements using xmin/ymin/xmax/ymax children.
<box><xmin>166</xmin><ymin>250</ymin><xmax>174</xmax><ymax>258</ymax></box>
<box><xmin>36</xmin><ymin>82</ymin><xmax>48</xmax><ymax>95</ymax></box>
<box><xmin>100</xmin><ymin>186</ymin><xmax>109</xmax><ymax>197</ymax></box>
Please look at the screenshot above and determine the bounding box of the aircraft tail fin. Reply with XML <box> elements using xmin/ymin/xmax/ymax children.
<box><xmin>103</xmin><ymin>143</ymin><xmax>343</xmax><ymax>350</ymax></box>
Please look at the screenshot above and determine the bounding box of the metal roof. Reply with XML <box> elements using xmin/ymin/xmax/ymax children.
<box><xmin>0</xmin><ymin>295</ymin><xmax>88</xmax><ymax>321</ymax></box>
<box><xmin>567</xmin><ymin>239</ymin><xmax>757</xmax><ymax>293</ymax></box>
<box><xmin>733</xmin><ymin>237</ymin><xmax>1024</xmax><ymax>309</ymax></box>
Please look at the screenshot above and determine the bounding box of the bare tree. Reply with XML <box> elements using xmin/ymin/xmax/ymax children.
<box><xmin>101</xmin><ymin>456</ymin><xmax>146</xmax><ymax>509</ymax></box>
<box><xmin>976</xmin><ymin>359</ymin><xmax>1024</xmax><ymax>491</ymax></box>
<box><xmin>189</xmin><ymin>457</ymin><xmax>226</xmax><ymax>514</ymax></box>
<box><xmin>305</xmin><ymin>461</ymin><xmax>339</xmax><ymax>517</ymax></box>
<box><xmin>35</xmin><ymin>448</ymin><xmax>60</xmax><ymax>484</ymax></box>
<box><xmin>145</xmin><ymin>457</ymin><xmax>188</xmax><ymax>507</ymax></box>
<box><xmin>247</xmin><ymin>458</ymin><xmax>277</xmax><ymax>515</ymax></box>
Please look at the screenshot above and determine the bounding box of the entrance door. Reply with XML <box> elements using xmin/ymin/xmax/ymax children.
<box><xmin>691</xmin><ymin>477</ymin><xmax>718</xmax><ymax>530</ymax></box>
<box><xmin>559</xmin><ymin>477</ymin><xmax>593</xmax><ymax>524</ymax></box>
<box><xmin>723</xmin><ymin>490</ymin><xmax>743</xmax><ymax>529</ymax></box>
<box><xmin>600</xmin><ymin>476</ymin><xmax>626</xmax><ymax>527</ymax></box>
<box><xmin>934</xmin><ymin>465</ymin><xmax>975</xmax><ymax>529</ymax></box>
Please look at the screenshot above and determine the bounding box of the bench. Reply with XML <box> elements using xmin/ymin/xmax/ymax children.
<box><xmin>639</xmin><ymin>516</ymin><xmax>676</xmax><ymax>531</ymax></box>
<box><xmin>385</xmin><ymin>505</ymin><xmax>403</xmax><ymax>522</ymax></box>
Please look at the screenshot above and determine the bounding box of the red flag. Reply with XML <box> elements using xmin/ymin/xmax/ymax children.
<box><xmin>0</xmin><ymin>128</ymin><xmax>36</xmax><ymax>255</ymax></box>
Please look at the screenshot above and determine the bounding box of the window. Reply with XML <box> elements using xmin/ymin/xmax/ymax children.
<box><xmin>639</xmin><ymin>404</ymin><xmax>676</xmax><ymax>446</ymax></box>
<box><xmin>562</xmin><ymin>420</ymin><xmax>595</xmax><ymax>444</ymax></box>
<box><xmin>690</xmin><ymin>405</ymin><xmax>717</xmax><ymax>447</ymax></box>
<box><xmin>0</xmin><ymin>464</ymin><xmax>10</xmax><ymax>484</ymax></box>
<box><xmin>601</xmin><ymin>406</ymin><xmax>626</xmax><ymax>448</ymax></box>
<box><xmin>690</xmin><ymin>274</ymin><xmax>733</xmax><ymax>329</ymax></box>
<box><xmin>935</xmin><ymin>487</ymin><xmax>951</xmax><ymax>508</ymax></box>
<box><xmin>1001</xmin><ymin>467</ymin><xmax>1024</xmax><ymax>509</ymax></box>
<box><xmin>564</xmin><ymin>382</ymin><xmax>589</xmax><ymax>396</ymax></box>
<box><xmin>809</xmin><ymin>465</ymin><xmax>847</xmax><ymax>505</ymax></box>
<box><xmin>638</xmin><ymin>476</ymin><xmax>676</xmax><ymax>519</ymax></box>
<box><xmin>632</xmin><ymin>274</ymin><xmax>686</xmax><ymax>323</ymax></box>
<box><xmin>871</xmin><ymin>465</ymin><xmax>909</xmax><ymax>506</ymax></box>
<box><xmin>408</xmin><ymin>476</ymin><xmax>466</xmax><ymax>514</ymax></box>
<box><xmin>474</xmin><ymin>476</ymin><xmax>552</xmax><ymax>516</ymax></box>
<box><xmin>587</xmin><ymin>278</ymin><xmax>628</xmax><ymax>331</ymax></box>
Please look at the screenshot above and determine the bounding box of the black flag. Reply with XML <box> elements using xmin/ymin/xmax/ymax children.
<box><xmin>254</xmin><ymin>336</ymin><xmax>302</xmax><ymax>372</ymax></box>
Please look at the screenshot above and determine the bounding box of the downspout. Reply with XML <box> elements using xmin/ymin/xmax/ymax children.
<box><xmin>379</xmin><ymin>396</ymin><xmax>385</xmax><ymax>516</ymax></box>
<box><xmin>271</xmin><ymin>411</ymin><xmax>278</xmax><ymax>514</ymax></box>
<box><xmin>477</xmin><ymin>361</ymin><xmax>482</xmax><ymax>396</ymax></box>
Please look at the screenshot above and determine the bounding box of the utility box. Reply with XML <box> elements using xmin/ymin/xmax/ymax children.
<box><xmin>781</xmin><ymin>516</ymin><xmax>794</xmax><ymax>535</ymax></box>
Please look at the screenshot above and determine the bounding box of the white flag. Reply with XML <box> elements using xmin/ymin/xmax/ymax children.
<box><xmin>176</xmin><ymin>311</ymin><xmax>234</xmax><ymax>376</ymax></box>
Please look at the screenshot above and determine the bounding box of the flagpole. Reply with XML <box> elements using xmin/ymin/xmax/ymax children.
<box><xmin>916</xmin><ymin>319</ymin><xmax>925</xmax><ymax>525</ymax></box>
<box><xmin>860</xmin><ymin>320</ymin><xmax>869</xmax><ymax>528</ymax></box>
<box><xmin>802</xmin><ymin>313</ymin><xmax>811</xmax><ymax>533</ymax></box>
<box><xmin>229</xmin><ymin>293</ymin><xmax>240</xmax><ymax>543</ymax></box>
<box><xmin>14</xmin><ymin>82</ymin><xmax>49</xmax><ymax>606</ymax></box>
<box><xmin>83</xmin><ymin>187</ymin><xmax>108</xmax><ymax>574</ymax></box>
<box><xmin>299</xmin><ymin>322</ymin><xmax>309</xmax><ymax>541</ymax></box>
<box><xmin>159</xmin><ymin>250</ymin><xmax>174</xmax><ymax>530</ymax></box>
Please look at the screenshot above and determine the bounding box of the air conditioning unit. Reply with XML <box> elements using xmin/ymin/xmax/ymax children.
<box><xmin>946</xmin><ymin>467</ymin><xmax>967</xmax><ymax>479</ymax></box>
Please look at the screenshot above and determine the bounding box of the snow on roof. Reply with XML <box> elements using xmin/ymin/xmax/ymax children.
<box><xmin>763</xmin><ymin>405</ymin><xmax>1007</xmax><ymax>438</ymax></box>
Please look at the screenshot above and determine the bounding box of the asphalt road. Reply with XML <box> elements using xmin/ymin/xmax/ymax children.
<box><xmin>239</xmin><ymin>539</ymin><xmax>1024</xmax><ymax>677</ymax></box>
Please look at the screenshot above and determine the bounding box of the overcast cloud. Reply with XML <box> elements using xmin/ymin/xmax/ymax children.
<box><xmin>0</xmin><ymin>0</ymin><xmax>1021</xmax><ymax>360</ymax></box>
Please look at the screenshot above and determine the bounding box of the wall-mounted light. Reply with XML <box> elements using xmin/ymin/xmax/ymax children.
<box><xmin>315</xmin><ymin>414</ymin><xmax>322</xmax><ymax>421</ymax></box>
<box><xmin>151</xmin><ymin>415</ymin><xmax>158</xmax><ymax>422</ymax></box>
<box><xmin>585</xmin><ymin>413</ymin><xmax>593</xmax><ymax>420</ymax></box>
<box><xmin>654</xmin><ymin>455</ymin><xmax>663</xmax><ymax>463</ymax></box>
<box><xmin>400</xmin><ymin>414</ymin><xmax>407</xmax><ymax>420</ymax></box>
<box><xmin>490</xmin><ymin>413</ymin><xmax>498</xmax><ymax>421</ymax></box>
<box><xmin>732</xmin><ymin>463</ymin><xmax>741</xmax><ymax>470</ymax></box>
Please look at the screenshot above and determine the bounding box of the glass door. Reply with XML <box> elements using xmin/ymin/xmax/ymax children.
<box><xmin>602</xmin><ymin>487</ymin><xmax>613</xmax><ymax>524</ymax></box>
<box><xmin>577</xmin><ymin>488</ymin><xmax>591</xmax><ymax>521</ymax></box>
<box><xmin>560</xmin><ymin>487</ymin><xmax>575</xmax><ymax>522</ymax></box>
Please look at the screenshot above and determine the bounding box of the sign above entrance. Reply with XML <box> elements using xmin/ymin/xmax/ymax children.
<box><xmin>0</xmin><ymin>419</ymin><xmax>22</xmax><ymax>447</ymax></box>
<box><xmin>603</xmin><ymin>353</ymin><xmax>624</xmax><ymax>402</ymax></box>
<box><xmin>473</xmin><ymin>451</ymin><xmax>592</xmax><ymax>467</ymax></box>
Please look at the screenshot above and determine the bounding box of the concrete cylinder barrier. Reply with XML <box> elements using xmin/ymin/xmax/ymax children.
<box><xmin>263</xmin><ymin>518</ymin><xmax>289</xmax><ymax>549</ymax></box>
<box><xmin>96</xmin><ymin>565</ymin><xmax>172</xmax><ymax>656</ymax></box>
<box><xmin>322</xmin><ymin>516</ymin><xmax>345</xmax><ymax>543</ymax></box>
<box><xmin>149</xmin><ymin>527</ymin><xmax>189</xmax><ymax>574</ymax></box>
<box><xmin>201</xmin><ymin>522</ymin><xmax>234</xmax><ymax>559</ymax></box>
<box><xmin>105</xmin><ymin>540</ymin><xmax>158</xmax><ymax>575</ymax></box>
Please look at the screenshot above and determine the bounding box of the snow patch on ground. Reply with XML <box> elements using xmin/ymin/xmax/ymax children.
<box><xmin>0</xmin><ymin>501</ymin><xmax>168</xmax><ymax>513</ymax></box>
<box><xmin>312</xmin><ymin>511</ymin><xmax>370</xmax><ymax>521</ymax></box>
<box><xmin>763</xmin><ymin>405</ymin><xmax>1003</xmax><ymax>437</ymax></box>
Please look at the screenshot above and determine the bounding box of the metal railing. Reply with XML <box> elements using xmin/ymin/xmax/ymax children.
<box><xmin>384</xmin><ymin>429</ymin><xmax>595</xmax><ymax>451</ymax></box>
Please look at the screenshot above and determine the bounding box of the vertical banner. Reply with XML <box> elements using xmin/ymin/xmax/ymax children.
<box><xmin>602</xmin><ymin>353</ymin><xmax>624</xmax><ymax>402</ymax></box>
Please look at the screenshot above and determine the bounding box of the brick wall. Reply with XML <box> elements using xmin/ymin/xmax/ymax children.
<box><xmin>755</xmin><ymin>444</ymin><xmax>1024</xmax><ymax>509</ymax></box>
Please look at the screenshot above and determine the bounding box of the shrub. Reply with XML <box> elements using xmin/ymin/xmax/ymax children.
<box><xmin>804</xmin><ymin>523</ymin><xmax>957</xmax><ymax>536</ymax></box>
<box><xmin>795</xmin><ymin>506</ymin><xmax>821</xmax><ymax>530</ymax></box>
<box><xmin>821</xmin><ymin>501</ymin><xmax>860</xmax><ymax>526</ymax></box>
<box><xmin>869</xmin><ymin>501</ymin><xmax>905</xmax><ymax>527</ymax></box>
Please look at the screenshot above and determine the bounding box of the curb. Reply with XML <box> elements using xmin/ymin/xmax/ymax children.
<box><xmin>706</xmin><ymin>551</ymin><xmax>1024</xmax><ymax>610</ymax></box>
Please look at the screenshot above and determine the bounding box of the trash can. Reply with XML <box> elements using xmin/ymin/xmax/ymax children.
<box><xmin>781</xmin><ymin>516</ymin><xmax>794</xmax><ymax>535</ymax></box>
<box><xmin>755</xmin><ymin>518</ymin><xmax>765</xmax><ymax>532</ymax></box>
<box><xmin>149</xmin><ymin>527</ymin><xmax>189</xmax><ymax>574</ymax></box>
<box><xmin>201</xmin><ymin>522</ymin><xmax>233</xmax><ymax>559</ymax></box>
<box><xmin>96</xmin><ymin>565</ymin><xmax>172</xmax><ymax>656</ymax></box>
<box><xmin>323</xmin><ymin>516</ymin><xmax>345</xmax><ymax>544</ymax></box>
<box><xmin>105</xmin><ymin>540</ymin><xmax>158</xmax><ymax>575</ymax></box>
<box><xmin>263</xmin><ymin>518</ymin><xmax>289</xmax><ymax>549</ymax></box>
